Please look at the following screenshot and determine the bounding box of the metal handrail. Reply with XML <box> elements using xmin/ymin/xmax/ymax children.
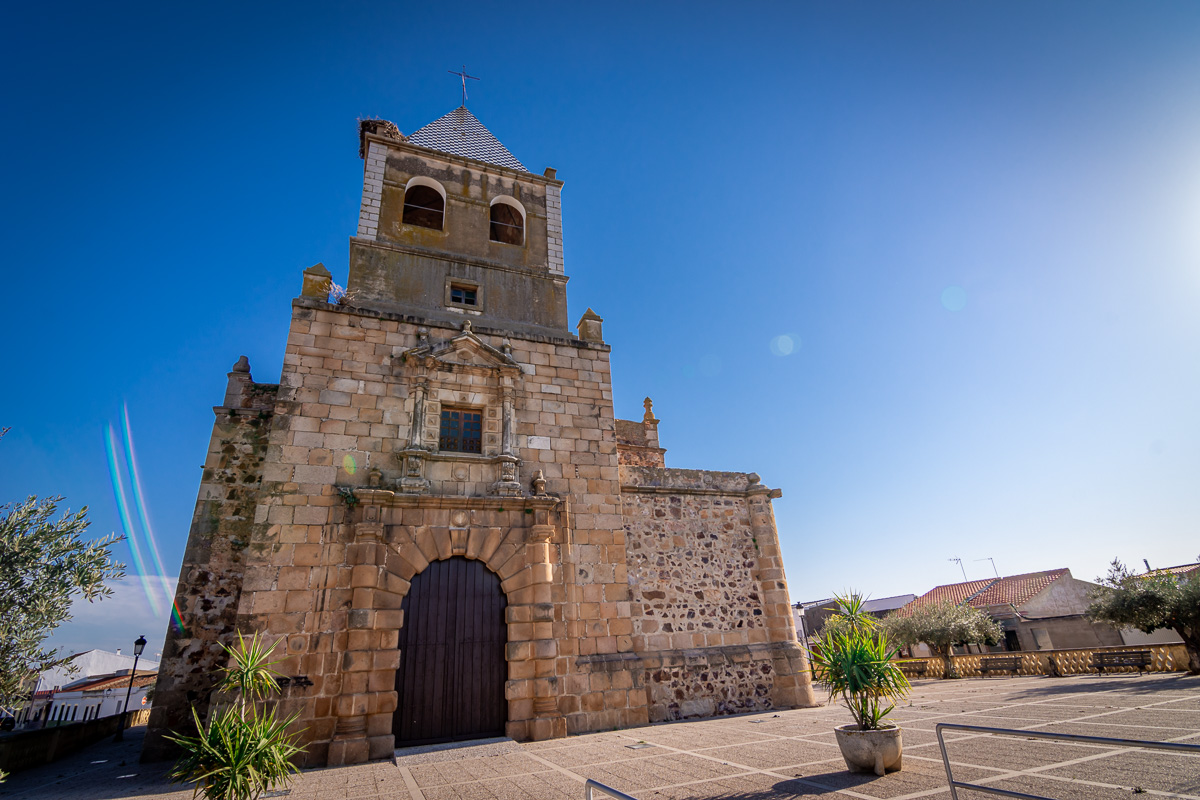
<box><xmin>936</xmin><ymin>722</ymin><xmax>1200</xmax><ymax>800</ymax></box>
<box><xmin>585</xmin><ymin>778</ymin><xmax>639</xmax><ymax>800</ymax></box>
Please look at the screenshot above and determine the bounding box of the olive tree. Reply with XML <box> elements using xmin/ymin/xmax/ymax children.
<box><xmin>1087</xmin><ymin>558</ymin><xmax>1200</xmax><ymax>675</ymax></box>
<box><xmin>882</xmin><ymin>602</ymin><xmax>1002</xmax><ymax>678</ymax></box>
<box><xmin>0</xmin><ymin>428</ymin><xmax>125</xmax><ymax>720</ymax></box>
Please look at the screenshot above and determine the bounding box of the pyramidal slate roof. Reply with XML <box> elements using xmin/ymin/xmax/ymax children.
<box><xmin>407</xmin><ymin>107</ymin><xmax>528</xmax><ymax>172</ymax></box>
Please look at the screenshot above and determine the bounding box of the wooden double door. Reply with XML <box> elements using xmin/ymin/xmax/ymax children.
<box><xmin>393</xmin><ymin>557</ymin><xmax>508</xmax><ymax>745</ymax></box>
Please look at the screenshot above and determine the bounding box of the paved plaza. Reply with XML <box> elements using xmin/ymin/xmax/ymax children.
<box><xmin>2</xmin><ymin>672</ymin><xmax>1197</xmax><ymax>800</ymax></box>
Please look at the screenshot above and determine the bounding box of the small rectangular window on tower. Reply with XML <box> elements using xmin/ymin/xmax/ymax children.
<box><xmin>439</xmin><ymin>408</ymin><xmax>483</xmax><ymax>454</ymax></box>
<box><xmin>450</xmin><ymin>284</ymin><xmax>477</xmax><ymax>306</ymax></box>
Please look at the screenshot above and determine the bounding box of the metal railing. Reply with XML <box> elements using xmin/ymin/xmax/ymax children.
<box><xmin>585</xmin><ymin>778</ymin><xmax>639</xmax><ymax>800</ymax></box>
<box><xmin>935</xmin><ymin>722</ymin><xmax>1200</xmax><ymax>800</ymax></box>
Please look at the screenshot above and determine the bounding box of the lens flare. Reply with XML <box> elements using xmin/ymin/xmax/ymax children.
<box><xmin>769</xmin><ymin>334</ymin><xmax>800</xmax><ymax>356</ymax></box>
<box><xmin>941</xmin><ymin>286</ymin><xmax>968</xmax><ymax>312</ymax></box>
<box><xmin>121</xmin><ymin>406</ymin><xmax>174</xmax><ymax>610</ymax></box>
<box><xmin>342</xmin><ymin>454</ymin><xmax>357</xmax><ymax>475</ymax></box>
<box><xmin>104</xmin><ymin>426</ymin><xmax>161</xmax><ymax>616</ymax></box>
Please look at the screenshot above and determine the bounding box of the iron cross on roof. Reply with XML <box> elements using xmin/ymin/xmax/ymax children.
<box><xmin>448</xmin><ymin>65</ymin><xmax>480</xmax><ymax>107</ymax></box>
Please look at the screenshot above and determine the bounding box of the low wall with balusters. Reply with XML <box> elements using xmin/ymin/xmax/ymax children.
<box><xmin>898</xmin><ymin>643</ymin><xmax>1190</xmax><ymax>679</ymax></box>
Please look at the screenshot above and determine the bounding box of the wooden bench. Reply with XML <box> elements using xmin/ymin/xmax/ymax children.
<box><xmin>899</xmin><ymin>661</ymin><xmax>928</xmax><ymax>679</ymax></box>
<box><xmin>979</xmin><ymin>655</ymin><xmax>1023</xmax><ymax>677</ymax></box>
<box><xmin>1093</xmin><ymin>650</ymin><xmax>1153</xmax><ymax>675</ymax></box>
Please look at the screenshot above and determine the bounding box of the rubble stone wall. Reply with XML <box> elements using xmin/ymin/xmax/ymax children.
<box><xmin>620</xmin><ymin>466</ymin><xmax>814</xmax><ymax>722</ymax></box>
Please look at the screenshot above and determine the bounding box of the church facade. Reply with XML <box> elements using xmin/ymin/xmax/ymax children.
<box><xmin>144</xmin><ymin>107</ymin><xmax>815</xmax><ymax>767</ymax></box>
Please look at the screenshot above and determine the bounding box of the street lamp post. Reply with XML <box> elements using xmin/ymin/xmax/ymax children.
<box><xmin>114</xmin><ymin>635</ymin><xmax>147</xmax><ymax>742</ymax></box>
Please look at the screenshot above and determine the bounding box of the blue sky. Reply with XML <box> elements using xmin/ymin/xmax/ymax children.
<box><xmin>2</xmin><ymin>2</ymin><xmax>1198</xmax><ymax>654</ymax></box>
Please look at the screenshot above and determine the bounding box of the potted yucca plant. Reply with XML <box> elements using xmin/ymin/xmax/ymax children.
<box><xmin>167</xmin><ymin>632</ymin><xmax>305</xmax><ymax>800</ymax></box>
<box><xmin>808</xmin><ymin>593</ymin><xmax>911</xmax><ymax>777</ymax></box>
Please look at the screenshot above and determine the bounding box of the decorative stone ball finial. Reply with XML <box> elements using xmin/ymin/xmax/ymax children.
<box><xmin>232</xmin><ymin>355</ymin><xmax>251</xmax><ymax>374</ymax></box>
<box><xmin>501</xmin><ymin>337</ymin><xmax>512</xmax><ymax>355</ymax></box>
<box><xmin>531</xmin><ymin>470</ymin><xmax>547</xmax><ymax>496</ymax></box>
<box><xmin>417</xmin><ymin>326</ymin><xmax>429</xmax><ymax>344</ymax></box>
<box><xmin>643</xmin><ymin>397</ymin><xmax>655</xmax><ymax>421</ymax></box>
<box><xmin>462</xmin><ymin>320</ymin><xmax>472</xmax><ymax>333</ymax></box>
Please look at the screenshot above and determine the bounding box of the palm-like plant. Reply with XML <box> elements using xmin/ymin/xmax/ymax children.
<box><xmin>809</xmin><ymin>593</ymin><xmax>911</xmax><ymax>730</ymax></box>
<box><xmin>167</xmin><ymin>633</ymin><xmax>305</xmax><ymax>800</ymax></box>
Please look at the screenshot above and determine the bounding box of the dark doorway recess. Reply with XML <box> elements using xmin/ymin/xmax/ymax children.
<box><xmin>393</xmin><ymin>557</ymin><xmax>508</xmax><ymax>745</ymax></box>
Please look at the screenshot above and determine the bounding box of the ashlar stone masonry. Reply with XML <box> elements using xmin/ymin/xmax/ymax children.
<box><xmin>144</xmin><ymin>105</ymin><xmax>815</xmax><ymax>767</ymax></box>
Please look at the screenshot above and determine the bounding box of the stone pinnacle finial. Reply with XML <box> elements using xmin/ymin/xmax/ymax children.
<box><xmin>462</xmin><ymin>320</ymin><xmax>472</xmax><ymax>333</ymax></box>
<box><xmin>300</xmin><ymin>263</ymin><xmax>332</xmax><ymax>299</ymax></box>
<box><xmin>577</xmin><ymin>308</ymin><xmax>604</xmax><ymax>343</ymax></box>
<box><xmin>232</xmin><ymin>356</ymin><xmax>251</xmax><ymax>373</ymax></box>
<box><xmin>643</xmin><ymin>397</ymin><xmax>654</xmax><ymax>421</ymax></box>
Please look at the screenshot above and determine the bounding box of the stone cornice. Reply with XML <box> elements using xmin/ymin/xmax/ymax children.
<box><xmin>351</xmin><ymin>488</ymin><xmax>562</xmax><ymax>512</ymax></box>
<box><xmin>350</xmin><ymin>236</ymin><xmax>570</xmax><ymax>285</ymax></box>
<box><xmin>620</xmin><ymin>484</ymin><xmax>781</xmax><ymax>499</ymax></box>
<box><xmin>291</xmin><ymin>296</ymin><xmax>611</xmax><ymax>353</ymax></box>
<box><xmin>362</xmin><ymin>132</ymin><xmax>565</xmax><ymax>188</ymax></box>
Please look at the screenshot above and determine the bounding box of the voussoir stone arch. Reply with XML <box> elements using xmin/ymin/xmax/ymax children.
<box><xmin>374</xmin><ymin>522</ymin><xmax>554</xmax><ymax>741</ymax></box>
<box><xmin>383</xmin><ymin>524</ymin><xmax>530</xmax><ymax>598</ymax></box>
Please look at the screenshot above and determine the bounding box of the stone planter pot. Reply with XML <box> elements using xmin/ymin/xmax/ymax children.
<box><xmin>833</xmin><ymin>724</ymin><xmax>903</xmax><ymax>776</ymax></box>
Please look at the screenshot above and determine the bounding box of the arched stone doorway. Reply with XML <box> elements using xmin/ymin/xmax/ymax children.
<box><xmin>393</xmin><ymin>556</ymin><xmax>508</xmax><ymax>745</ymax></box>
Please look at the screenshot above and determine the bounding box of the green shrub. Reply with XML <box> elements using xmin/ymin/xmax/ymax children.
<box><xmin>808</xmin><ymin>593</ymin><xmax>911</xmax><ymax>730</ymax></box>
<box><xmin>167</xmin><ymin>632</ymin><xmax>304</xmax><ymax>800</ymax></box>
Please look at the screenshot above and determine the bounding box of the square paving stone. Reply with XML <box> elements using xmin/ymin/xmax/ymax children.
<box><xmin>1037</xmin><ymin>721</ymin><xmax>1194</xmax><ymax>742</ymax></box>
<box><xmin>966</xmin><ymin>773</ymin><xmax>1147</xmax><ymax>800</ymax></box>
<box><xmin>697</xmin><ymin>739</ymin><xmax>844</xmax><ymax>770</ymax></box>
<box><xmin>787</xmin><ymin>756</ymin><xmax>1001</xmax><ymax>798</ymax></box>
<box><xmin>579</xmin><ymin>752</ymin><xmax>745</xmax><ymax>792</ymax></box>
<box><xmin>1039</xmin><ymin>748</ymin><xmax>1200</xmax><ymax>796</ymax></box>
<box><xmin>1096</xmin><ymin>708</ymin><xmax>1200</xmax><ymax>729</ymax></box>
<box><xmin>632</xmin><ymin>727</ymin><xmax>779</xmax><ymax>750</ymax></box>
<box><xmin>940</xmin><ymin>733</ymin><xmax>1121</xmax><ymax>769</ymax></box>
<box><xmin>533</xmin><ymin>741</ymin><xmax>667</xmax><ymax>768</ymax></box>
<box><xmin>640</xmin><ymin>772</ymin><xmax>784</xmax><ymax>799</ymax></box>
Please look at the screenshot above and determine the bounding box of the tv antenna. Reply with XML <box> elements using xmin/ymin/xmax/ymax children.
<box><xmin>949</xmin><ymin>557</ymin><xmax>967</xmax><ymax>581</ymax></box>
<box><xmin>975</xmin><ymin>557</ymin><xmax>999</xmax><ymax>578</ymax></box>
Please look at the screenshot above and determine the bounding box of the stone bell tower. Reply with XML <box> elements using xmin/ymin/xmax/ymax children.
<box><xmin>351</xmin><ymin>111</ymin><xmax>567</xmax><ymax>336</ymax></box>
<box><xmin>145</xmin><ymin>103</ymin><xmax>813</xmax><ymax>769</ymax></box>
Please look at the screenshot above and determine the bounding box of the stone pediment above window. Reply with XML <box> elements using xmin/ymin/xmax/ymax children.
<box><xmin>397</xmin><ymin>324</ymin><xmax>521</xmax><ymax>378</ymax></box>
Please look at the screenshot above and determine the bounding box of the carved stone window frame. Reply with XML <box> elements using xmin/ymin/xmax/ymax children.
<box><xmin>393</xmin><ymin>326</ymin><xmax>524</xmax><ymax>496</ymax></box>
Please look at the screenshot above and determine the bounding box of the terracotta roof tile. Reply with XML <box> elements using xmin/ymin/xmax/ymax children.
<box><xmin>898</xmin><ymin>569</ymin><xmax>1072</xmax><ymax>616</ymax></box>
<box><xmin>969</xmin><ymin>569</ymin><xmax>1069</xmax><ymax>608</ymax></box>
<box><xmin>64</xmin><ymin>670</ymin><xmax>157</xmax><ymax>693</ymax></box>
<box><xmin>900</xmin><ymin>578</ymin><xmax>997</xmax><ymax>615</ymax></box>
<box><xmin>1148</xmin><ymin>563</ymin><xmax>1200</xmax><ymax>578</ymax></box>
